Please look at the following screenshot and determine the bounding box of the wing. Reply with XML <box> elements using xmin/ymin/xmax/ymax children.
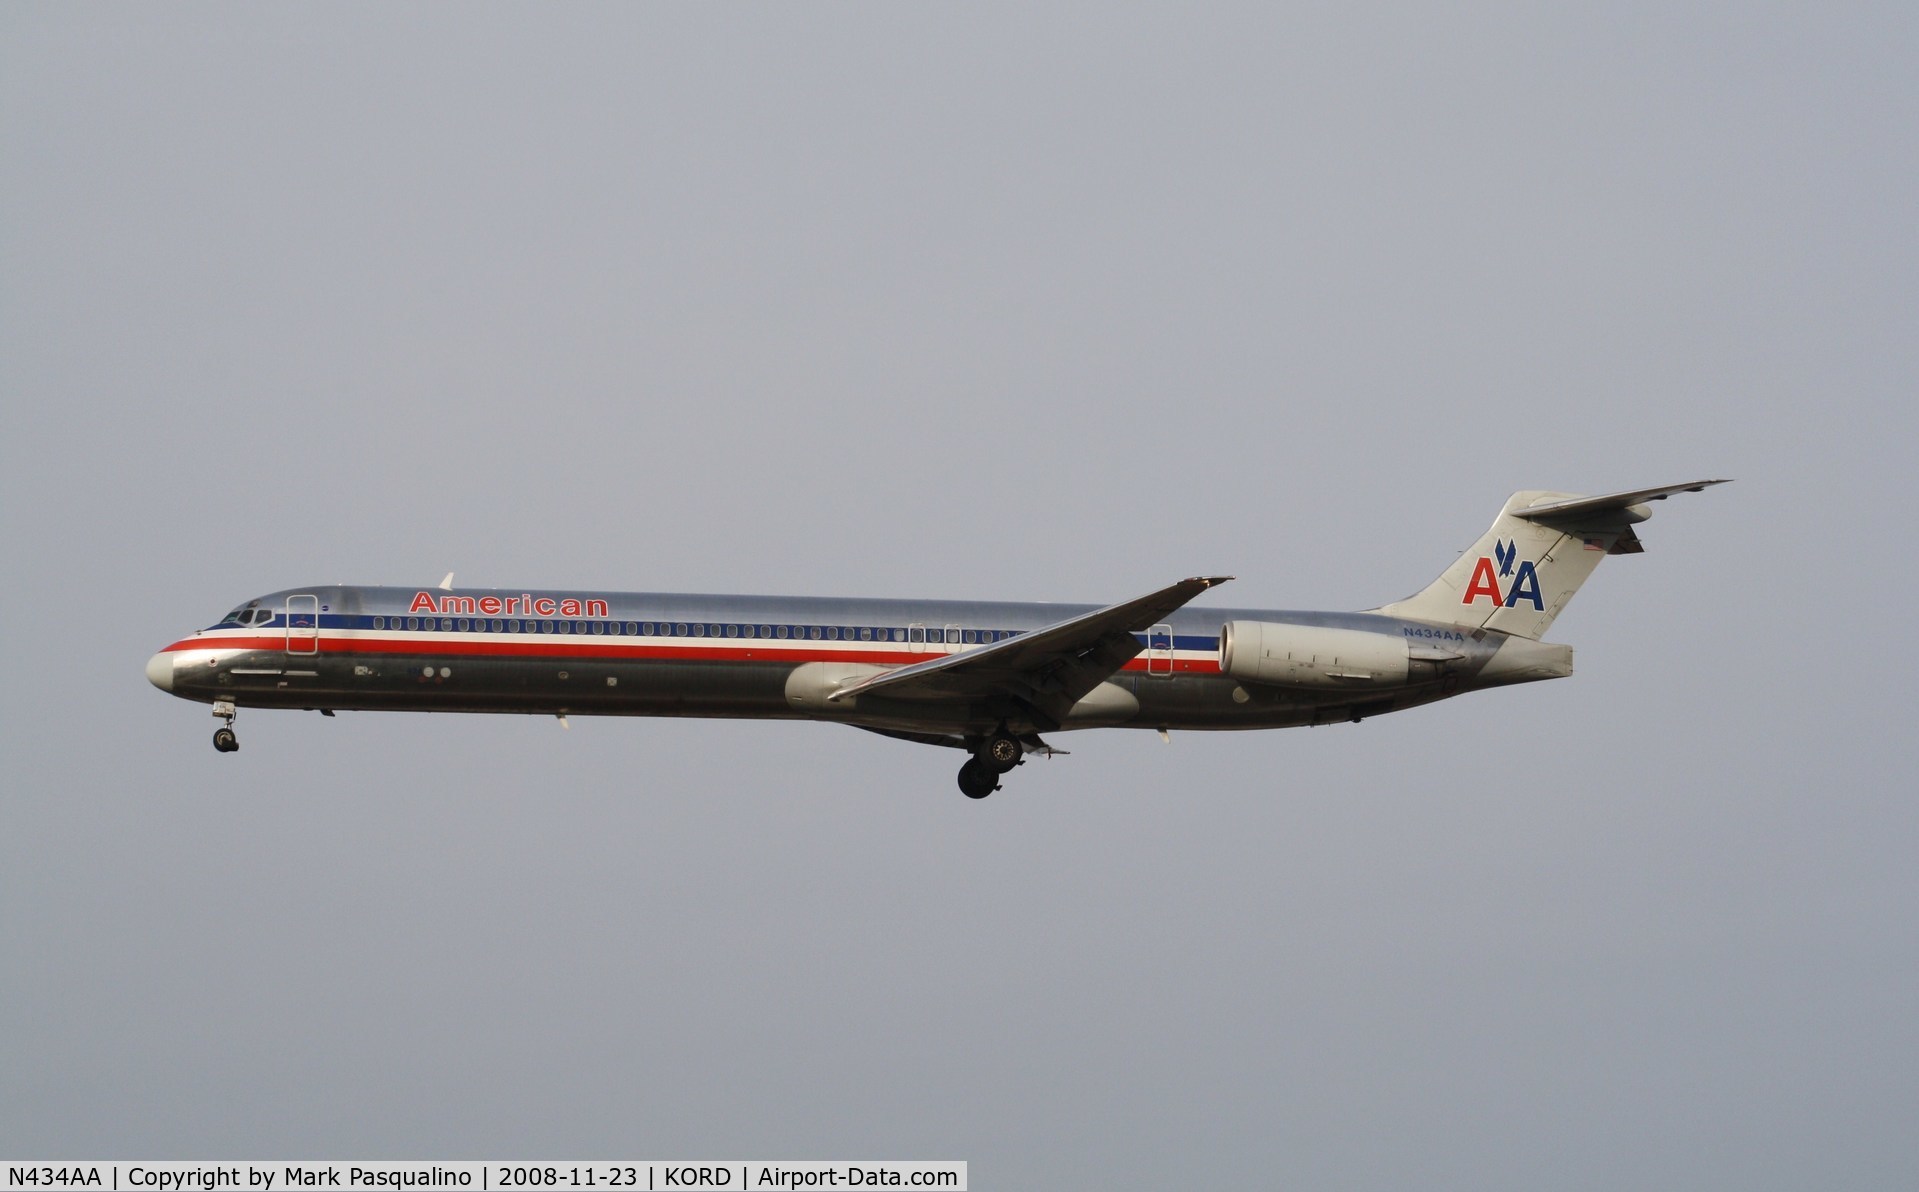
<box><xmin>827</xmin><ymin>575</ymin><xmax>1232</xmax><ymax>729</ymax></box>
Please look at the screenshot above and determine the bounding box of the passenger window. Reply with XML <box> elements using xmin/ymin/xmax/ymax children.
<box><xmin>674</xmin><ymin>623</ymin><xmax>687</xmax><ymax>636</ymax></box>
<box><xmin>626</xmin><ymin>623</ymin><xmax>638</xmax><ymax>635</ymax></box>
<box><xmin>372</xmin><ymin>616</ymin><xmax>384</xmax><ymax>630</ymax></box>
<box><xmin>962</xmin><ymin>630</ymin><xmax>975</xmax><ymax>644</ymax></box>
<box><xmin>775</xmin><ymin>625</ymin><xmax>788</xmax><ymax>639</ymax></box>
<box><xmin>458</xmin><ymin>619</ymin><xmax>470</xmax><ymax>632</ymax></box>
<box><xmin>641</xmin><ymin>622</ymin><xmax>653</xmax><ymax>635</ymax></box>
<box><xmin>909</xmin><ymin>627</ymin><xmax>924</xmax><ymax>643</ymax></box>
<box><xmin>859</xmin><ymin>627</ymin><xmax>872</xmax><ymax>641</ymax></box>
<box><xmin>809</xmin><ymin>626</ymin><xmax>822</xmax><ymax>640</ymax></box>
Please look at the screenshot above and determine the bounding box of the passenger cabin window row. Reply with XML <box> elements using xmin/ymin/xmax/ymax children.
<box><xmin>364</xmin><ymin>616</ymin><xmax>1022</xmax><ymax>643</ymax></box>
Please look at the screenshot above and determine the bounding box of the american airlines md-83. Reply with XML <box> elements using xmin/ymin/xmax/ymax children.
<box><xmin>146</xmin><ymin>482</ymin><xmax>1725</xmax><ymax>798</ymax></box>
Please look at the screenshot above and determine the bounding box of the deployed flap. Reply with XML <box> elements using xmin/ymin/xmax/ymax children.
<box><xmin>827</xmin><ymin>576</ymin><xmax>1232</xmax><ymax>727</ymax></box>
<box><xmin>853</xmin><ymin>725</ymin><xmax>1070</xmax><ymax>756</ymax></box>
<box><xmin>853</xmin><ymin>725</ymin><xmax>970</xmax><ymax>751</ymax></box>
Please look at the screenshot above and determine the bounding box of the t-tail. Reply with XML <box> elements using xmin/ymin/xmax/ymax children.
<box><xmin>1376</xmin><ymin>480</ymin><xmax>1730</xmax><ymax>639</ymax></box>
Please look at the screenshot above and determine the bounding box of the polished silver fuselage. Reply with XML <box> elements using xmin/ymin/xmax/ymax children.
<box><xmin>147</xmin><ymin>584</ymin><xmax>1566</xmax><ymax>739</ymax></box>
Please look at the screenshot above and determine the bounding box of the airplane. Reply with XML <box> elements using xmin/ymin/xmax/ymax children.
<box><xmin>146</xmin><ymin>481</ymin><xmax>1726</xmax><ymax>798</ymax></box>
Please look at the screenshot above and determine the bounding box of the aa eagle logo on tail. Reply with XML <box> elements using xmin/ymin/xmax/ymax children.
<box><xmin>1464</xmin><ymin>539</ymin><xmax>1544</xmax><ymax>610</ymax></box>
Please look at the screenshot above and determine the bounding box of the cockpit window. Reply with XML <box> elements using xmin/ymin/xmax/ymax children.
<box><xmin>214</xmin><ymin>605</ymin><xmax>277</xmax><ymax>628</ymax></box>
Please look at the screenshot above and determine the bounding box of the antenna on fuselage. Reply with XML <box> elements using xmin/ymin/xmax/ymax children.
<box><xmin>439</xmin><ymin>572</ymin><xmax>454</xmax><ymax>591</ymax></box>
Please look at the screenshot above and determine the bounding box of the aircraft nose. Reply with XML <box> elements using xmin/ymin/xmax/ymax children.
<box><xmin>145</xmin><ymin>651</ymin><xmax>175</xmax><ymax>692</ymax></box>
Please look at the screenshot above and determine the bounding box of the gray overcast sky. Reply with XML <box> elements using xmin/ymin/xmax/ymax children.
<box><xmin>3</xmin><ymin>4</ymin><xmax>1915</xmax><ymax>1187</ymax></box>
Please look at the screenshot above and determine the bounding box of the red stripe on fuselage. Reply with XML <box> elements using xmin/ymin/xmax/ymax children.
<box><xmin>162</xmin><ymin>633</ymin><xmax>1227</xmax><ymax>674</ymax></box>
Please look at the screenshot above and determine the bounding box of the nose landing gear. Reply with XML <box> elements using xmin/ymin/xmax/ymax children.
<box><xmin>211</xmin><ymin>700</ymin><xmax>239</xmax><ymax>753</ymax></box>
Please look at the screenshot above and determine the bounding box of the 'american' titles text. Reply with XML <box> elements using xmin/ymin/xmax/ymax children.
<box><xmin>408</xmin><ymin>593</ymin><xmax>609</xmax><ymax>618</ymax></box>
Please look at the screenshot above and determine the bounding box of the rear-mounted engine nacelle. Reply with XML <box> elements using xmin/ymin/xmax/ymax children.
<box><xmin>1219</xmin><ymin>621</ymin><xmax>1411</xmax><ymax>689</ymax></box>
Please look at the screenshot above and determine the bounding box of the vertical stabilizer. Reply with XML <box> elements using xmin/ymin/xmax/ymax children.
<box><xmin>1374</xmin><ymin>481</ymin><xmax>1727</xmax><ymax>639</ymax></box>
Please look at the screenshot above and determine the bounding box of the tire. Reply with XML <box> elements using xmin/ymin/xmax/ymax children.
<box><xmin>982</xmin><ymin>732</ymin><xmax>1022</xmax><ymax>774</ymax></box>
<box><xmin>213</xmin><ymin>728</ymin><xmax>238</xmax><ymax>753</ymax></box>
<box><xmin>957</xmin><ymin>759</ymin><xmax>996</xmax><ymax>799</ymax></box>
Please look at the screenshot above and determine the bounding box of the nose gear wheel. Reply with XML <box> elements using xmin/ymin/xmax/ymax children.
<box><xmin>211</xmin><ymin>700</ymin><xmax>238</xmax><ymax>753</ymax></box>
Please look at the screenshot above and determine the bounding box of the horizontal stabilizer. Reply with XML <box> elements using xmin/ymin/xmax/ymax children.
<box><xmin>1513</xmin><ymin>479</ymin><xmax>1730</xmax><ymax>524</ymax></box>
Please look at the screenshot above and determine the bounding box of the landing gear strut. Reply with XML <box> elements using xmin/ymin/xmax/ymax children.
<box><xmin>211</xmin><ymin>700</ymin><xmax>239</xmax><ymax>753</ymax></box>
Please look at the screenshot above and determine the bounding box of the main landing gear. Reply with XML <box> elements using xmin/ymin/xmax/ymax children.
<box><xmin>957</xmin><ymin>728</ymin><xmax>1024</xmax><ymax>799</ymax></box>
<box><xmin>211</xmin><ymin>700</ymin><xmax>239</xmax><ymax>753</ymax></box>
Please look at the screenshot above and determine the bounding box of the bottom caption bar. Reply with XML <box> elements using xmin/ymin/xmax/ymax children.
<box><xmin>1</xmin><ymin>1165</ymin><xmax>966</xmax><ymax>1192</ymax></box>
